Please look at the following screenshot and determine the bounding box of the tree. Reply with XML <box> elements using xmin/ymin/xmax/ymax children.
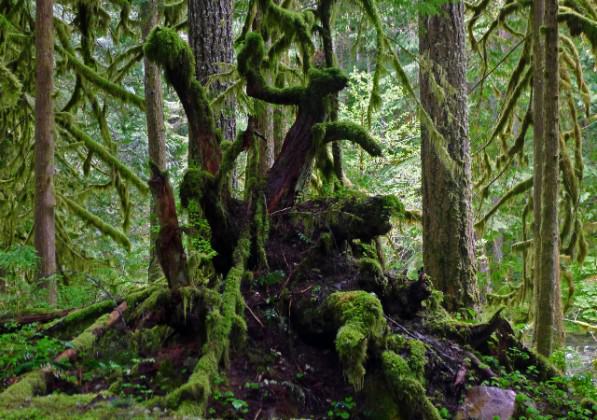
<box><xmin>142</xmin><ymin>0</ymin><xmax>167</xmax><ymax>283</ymax></box>
<box><xmin>419</xmin><ymin>2</ymin><xmax>479</xmax><ymax>312</ymax></box>
<box><xmin>34</xmin><ymin>0</ymin><xmax>57</xmax><ymax>305</ymax></box>
<box><xmin>534</xmin><ymin>0</ymin><xmax>562</xmax><ymax>356</ymax></box>
<box><xmin>188</xmin><ymin>0</ymin><xmax>236</xmax><ymax>143</ymax></box>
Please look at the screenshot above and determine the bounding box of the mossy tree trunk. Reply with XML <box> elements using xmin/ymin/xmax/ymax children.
<box><xmin>419</xmin><ymin>2</ymin><xmax>479</xmax><ymax>312</ymax></box>
<box><xmin>142</xmin><ymin>0</ymin><xmax>167</xmax><ymax>283</ymax></box>
<box><xmin>535</xmin><ymin>0</ymin><xmax>562</xmax><ymax>356</ymax></box>
<box><xmin>34</xmin><ymin>0</ymin><xmax>57</xmax><ymax>305</ymax></box>
<box><xmin>188</xmin><ymin>0</ymin><xmax>236</xmax><ymax>143</ymax></box>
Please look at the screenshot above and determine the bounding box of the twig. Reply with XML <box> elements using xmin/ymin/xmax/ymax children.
<box><xmin>245</xmin><ymin>302</ymin><xmax>265</xmax><ymax>328</ymax></box>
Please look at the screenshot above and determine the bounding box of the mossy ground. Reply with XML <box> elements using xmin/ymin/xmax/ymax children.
<box><xmin>1</xmin><ymin>202</ymin><xmax>594</xmax><ymax>418</ymax></box>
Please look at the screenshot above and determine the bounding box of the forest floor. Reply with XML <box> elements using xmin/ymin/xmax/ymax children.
<box><xmin>0</xmin><ymin>212</ymin><xmax>595</xmax><ymax>419</ymax></box>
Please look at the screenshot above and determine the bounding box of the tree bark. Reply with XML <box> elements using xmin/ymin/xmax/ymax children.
<box><xmin>142</xmin><ymin>0</ymin><xmax>167</xmax><ymax>283</ymax></box>
<box><xmin>535</xmin><ymin>0</ymin><xmax>562</xmax><ymax>356</ymax></box>
<box><xmin>419</xmin><ymin>2</ymin><xmax>479</xmax><ymax>312</ymax></box>
<box><xmin>531</xmin><ymin>0</ymin><xmax>545</xmax><ymax>348</ymax></box>
<box><xmin>34</xmin><ymin>0</ymin><xmax>57</xmax><ymax>305</ymax></box>
<box><xmin>188</xmin><ymin>0</ymin><xmax>236</xmax><ymax>142</ymax></box>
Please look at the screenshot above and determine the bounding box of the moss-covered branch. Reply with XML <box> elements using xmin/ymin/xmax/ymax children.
<box><xmin>144</xmin><ymin>26</ymin><xmax>221</xmax><ymax>171</ymax></box>
<box><xmin>56</xmin><ymin>45</ymin><xmax>145</xmax><ymax>110</ymax></box>
<box><xmin>59</xmin><ymin>194</ymin><xmax>131</xmax><ymax>250</ymax></box>
<box><xmin>313</xmin><ymin>121</ymin><xmax>382</xmax><ymax>157</ymax></box>
<box><xmin>57</xmin><ymin>116</ymin><xmax>149</xmax><ymax>193</ymax></box>
<box><xmin>475</xmin><ymin>177</ymin><xmax>533</xmax><ymax>229</ymax></box>
<box><xmin>238</xmin><ymin>32</ymin><xmax>305</xmax><ymax>105</ymax></box>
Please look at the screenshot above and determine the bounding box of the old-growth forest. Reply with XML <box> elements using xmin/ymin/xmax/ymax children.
<box><xmin>0</xmin><ymin>0</ymin><xmax>595</xmax><ymax>418</ymax></box>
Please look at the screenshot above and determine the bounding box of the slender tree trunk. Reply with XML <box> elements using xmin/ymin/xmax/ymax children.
<box><xmin>536</xmin><ymin>0</ymin><xmax>562</xmax><ymax>356</ymax></box>
<box><xmin>419</xmin><ymin>2</ymin><xmax>479</xmax><ymax>312</ymax></box>
<box><xmin>188</xmin><ymin>0</ymin><xmax>236</xmax><ymax>142</ymax></box>
<box><xmin>142</xmin><ymin>0</ymin><xmax>167</xmax><ymax>283</ymax></box>
<box><xmin>531</xmin><ymin>0</ymin><xmax>545</xmax><ymax>345</ymax></box>
<box><xmin>34</xmin><ymin>0</ymin><xmax>57</xmax><ymax>305</ymax></box>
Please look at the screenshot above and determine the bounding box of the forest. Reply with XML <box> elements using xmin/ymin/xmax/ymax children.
<box><xmin>0</xmin><ymin>0</ymin><xmax>595</xmax><ymax>418</ymax></box>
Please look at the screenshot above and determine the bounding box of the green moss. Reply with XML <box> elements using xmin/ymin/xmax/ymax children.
<box><xmin>133</xmin><ymin>288</ymin><xmax>171</xmax><ymax>320</ymax></box>
<box><xmin>0</xmin><ymin>63</ymin><xmax>22</xmax><ymax>110</ymax></box>
<box><xmin>42</xmin><ymin>299</ymin><xmax>115</xmax><ymax>335</ymax></box>
<box><xmin>60</xmin><ymin>195</ymin><xmax>131</xmax><ymax>250</ymax></box>
<box><xmin>238</xmin><ymin>32</ymin><xmax>306</xmax><ymax>105</ymax></box>
<box><xmin>57</xmin><ymin>116</ymin><xmax>149</xmax><ymax>193</ymax></box>
<box><xmin>180</xmin><ymin>168</ymin><xmax>214</xmax><ymax>208</ymax></box>
<box><xmin>313</xmin><ymin>121</ymin><xmax>382</xmax><ymax>157</ymax></box>
<box><xmin>325</xmin><ymin>291</ymin><xmax>386</xmax><ymax>390</ymax></box>
<box><xmin>0</xmin><ymin>392</ymin><xmax>154</xmax><ymax>419</ymax></box>
<box><xmin>69</xmin><ymin>313</ymin><xmax>110</xmax><ymax>353</ymax></box>
<box><xmin>56</xmin><ymin>45</ymin><xmax>145</xmax><ymax>110</ymax></box>
<box><xmin>0</xmin><ymin>371</ymin><xmax>46</xmax><ymax>406</ymax></box>
<box><xmin>133</xmin><ymin>325</ymin><xmax>173</xmax><ymax>355</ymax></box>
<box><xmin>144</xmin><ymin>26</ymin><xmax>194</xmax><ymax>85</ymax></box>
<box><xmin>381</xmin><ymin>351</ymin><xmax>441</xmax><ymax>420</ymax></box>
<box><xmin>164</xmin><ymin>233</ymin><xmax>251</xmax><ymax>415</ymax></box>
<box><xmin>386</xmin><ymin>334</ymin><xmax>427</xmax><ymax>383</ymax></box>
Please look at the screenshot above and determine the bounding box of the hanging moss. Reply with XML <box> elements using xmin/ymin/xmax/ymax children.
<box><xmin>559</xmin><ymin>6</ymin><xmax>597</xmax><ymax>55</ymax></box>
<box><xmin>0</xmin><ymin>63</ymin><xmax>22</xmax><ymax>110</ymax></box>
<box><xmin>475</xmin><ymin>177</ymin><xmax>533</xmax><ymax>230</ymax></box>
<box><xmin>59</xmin><ymin>195</ymin><xmax>131</xmax><ymax>250</ymax></box>
<box><xmin>381</xmin><ymin>351</ymin><xmax>441</xmax><ymax>420</ymax></box>
<box><xmin>324</xmin><ymin>291</ymin><xmax>386</xmax><ymax>391</ymax></box>
<box><xmin>57</xmin><ymin>116</ymin><xmax>148</xmax><ymax>193</ymax></box>
<box><xmin>56</xmin><ymin>45</ymin><xmax>145</xmax><ymax>110</ymax></box>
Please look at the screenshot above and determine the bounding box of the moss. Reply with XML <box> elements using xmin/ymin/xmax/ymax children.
<box><xmin>325</xmin><ymin>291</ymin><xmax>386</xmax><ymax>390</ymax></box>
<box><xmin>165</xmin><ymin>233</ymin><xmax>251</xmax><ymax>415</ymax></box>
<box><xmin>238</xmin><ymin>32</ymin><xmax>306</xmax><ymax>105</ymax></box>
<box><xmin>42</xmin><ymin>299</ymin><xmax>115</xmax><ymax>335</ymax></box>
<box><xmin>133</xmin><ymin>288</ymin><xmax>171</xmax><ymax>320</ymax></box>
<box><xmin>144</xmin><ymin>26</ymin><xmax>195</xmax><ymax>86</ymax></box>
<box><xmin>133</xmin><ymin>325</ymin><xmax>173</xmax><ymax>355</ymax></box>
<box><xmin>386</xmin><ymin>334</ymin><xmax>427</xmax><ymax>383</ymax></box>
<box><xmin>57</xmin><ymin>116</ymin><xmax>148</xmax><ymax>193</ymax></box>
<box><xmin>56</xmin><ymin>45</ymin><xmax>145</xmax><ymax>110</ymax></box>
<box><xmin>313</xmin><ymin>121</ymin><xmax>382</xmax><ymax>157</ymax></box>
<box><xmin>0</xmin><ymin>392</ymin><xmax>153</xmax><ymax>419</ymax></box>
<box><xmin>60</xmin><ymin>195</ymin><xmax>131</xmax><ymax>250</ymax></box>
<box><xmin>68</xmin><ymin>313</ymin><xmax>110</xmax><ymax>354</ymax></box>
<box><xmin>180</xmin><ymin>169</ymin><xmax>214</xmax><ymax>208</ymax></box>
<box><xmin>0</xmin><ymin>63</ymin><xmax>22</xmax><ymax>110</ymax></box>
<box><xmin>381</xmin><ymin>351</ymin><xmax>441</xmax><ymax>420</ymax></box>
<box><xmin>0</xmin><ymin>371</ymin><xmax>46</xmax><ymax>406</ymax></box>
<box><xmin>357</xmin><ymin>257</ymin><xmax>387</xmax><ymax>294</ymax></box>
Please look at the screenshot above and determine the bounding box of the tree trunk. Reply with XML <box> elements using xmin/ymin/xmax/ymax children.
<box><xmin>320</xmin><ymin>0</ymin><xmax>344</xmax><ymax>185</ymax></box>
<box><xmin>188</xmin><ymin>0</ymin><xmax>236</xmax><ymax>142</ymax></box>
<box><xmin>535</xmin><ymin>0</ymin><xmax>562</xmax><ymax>356</ymax></box>
<box><xmin>419</xmin><ymin>2</ymin><xmax>479</xmax><ymax>312</ymax></box>
<box><xmin>34</xmin><ymin>0</ymin><xmax>57</xmax><ymax>305</ymax></box>
<box><xmin>531</xmin><ymin>0</ymin><xmax>545</xmax><ymax>347</ymax></box>
<box><xmin>142</xmin><ymin>0</ymin><xmax>167</xmax><ymax>283</ymax></box>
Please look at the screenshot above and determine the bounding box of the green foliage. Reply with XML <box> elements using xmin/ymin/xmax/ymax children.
<box><xmin>327</xmin><ymin>395</ymin><xmax>356</xmax><ymax>419</ymax></box>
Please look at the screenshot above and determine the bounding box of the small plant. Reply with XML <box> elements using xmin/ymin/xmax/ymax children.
<box><xmin>212</xmin><ymin>390</ymin><xmax>250</xmax><ymax>417</ymax></box>
<box><xmin>327</xmin><ymin>396</ymin><xmax>356</xmax><ymax>419</ymax></box>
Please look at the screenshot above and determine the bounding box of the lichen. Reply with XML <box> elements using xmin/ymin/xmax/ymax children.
<box><xmin>381</xmin><ymin>351</ymin><xmax>441</xmax><ymax>420</ymax></box>
<box><xmin>325</xmin><ymin>291</ymin><xmax>386</xmax><ymax>390</ymax></box>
